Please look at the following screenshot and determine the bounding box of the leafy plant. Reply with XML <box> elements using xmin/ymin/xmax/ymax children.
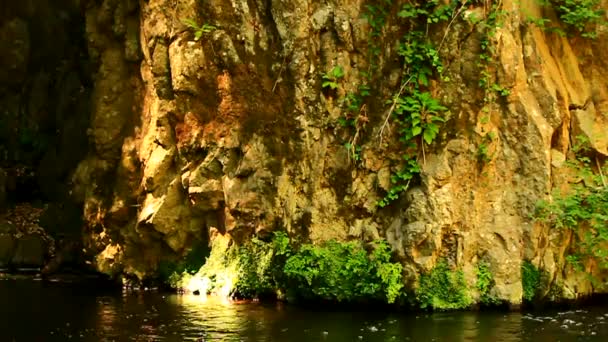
<box><xmin>476</xmin><ymin>262</ymin><xmax>500</xmax><ymax>305</ymax></box>
<box><xmin>321</xmin><ymin>66</ymin><xmax>345</xmax><ymax>90</ymax></box>
<box><xmin>378</xmin><ymin>0</ymin><xmax>457</xmax><ymax>206</ymax></box>
<box><xmin>167</xmin><ymin>232</ymin><xmax>404</xmax><ymax>304</ymax></box>
<box><xmin>491</xmin><ymin>83</ymin><xmax>510</xmax><ymax>97</ymax></box>
<box><xmin>417</xmin><ymin>260</ymin><xmax>472</xmax><ymax>310</ymax></box>
<box><xmin>534</xmin><ymin>136</ymin><xmax>608</xmax><ymax>275</ymax></box>
<box><xmin>182</xmin><ymin>18</ymin><xmax>217</xmax><ymax>41</ymax></box>
<box><xmin>394</xmin><ymin>91</ymin><xmax>446</xmax><ymax>145</ymax></box>
<box><xmin>552</xmin><ymin>0</ymin><xmax>605</xmax><ymax>38</ymax></box>
<box><xmin>283</xmin><ymin>239</ymin><xmax>404</xmax><ymax>304</ymax></box>
<box><xmin>521</xmin><ymin>261</ymin><xmax>541</xmax><ymax>302</ymax></box>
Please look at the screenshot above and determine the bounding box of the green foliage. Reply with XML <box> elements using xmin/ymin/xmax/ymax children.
<box><xmin>491</xmin><ymin>83</ymin><xmax>510</xmax><ymax>97</ymax></box>
<box><xmin>476</xmin><ymin>262</ymin><xmax>500</xmax><ymax>305</ymax></box>
<box><xmin>321</xmin><ymin>66</ymin><xmax>345</xmax><ymax>90</ymax></box>
<box><xmin>521</xmin><ymin>261</ymin><xmax>541</xmax><ymax>302</ymax></box>
<box><xmin>283</xmin><ymin>239</ymin><xmax>404</xmax><ymax>304</ymax></box>
<box><xmin>477</xmin><ymin>143</ymin><xmax>490</xmax><ymax>164</ymax></box>
<box><xmin>476</xmin><ymin>133</ymin><xmax>495</xmax><ymax>164</ymax></box>
<box><xmin>552</xmin><ymin>0</ymin><xmax>605</xmax><ymax>38</ymax></box>
<box><xmin>182</xmin><ymin>18</ymin><xmax>217</xmax><ymax>41</ymax></box>
<box><xmin>378</xmin><ymin>0</ymin><xmax>457</xmax><ymax>206</ymax></box>
<box><xmin>534</xmin><ymin>136</ymin><xmax>608</xmax><ymax>273</ymax></box>
<box><xmin>167</xmin><ymin>232</ymin><xmax>404</xmax><ymax>304</ymax></box>
<box><xmin>232</xmin><ymin>236</ymin><xmax>276</xmax><ymax>298</ymax></box>
<box><xmin>363</xmin><ymin>0</ymin><xmax>393</xmax><ymax>69</ymax></box>
<box><xmin>530</xmin><ymin>0</ymin><xmax>606</xmax><ymax>38</ymax></box>
<box><xmin>378</xmin><ymin>158</ymin><xmax>421</xmax><ymax>207</ymax></box>
<box><xmin>393</xmin><ymin>91</ymin><xmax>446</xmax><ymax>145</ymax></box>
<box><xmin>417</xmin><ymin>260</ymin><xmax>471</xmax><ymax>310</ymax></box>
<box><xmin>159</xmin><ymin>241</ymin><xmax>209</xmax><ymax>285</ymax></box>
<box><xmin>525</xmin><ymin>13</ymin><xmax>567</xmax><ymax>36</ymax></box>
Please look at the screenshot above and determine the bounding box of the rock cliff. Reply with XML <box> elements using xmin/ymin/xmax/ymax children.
<box><xmin>2</xmin><ymin>0</ymin><xmax>608</xmax><ymax>307</ymax></box>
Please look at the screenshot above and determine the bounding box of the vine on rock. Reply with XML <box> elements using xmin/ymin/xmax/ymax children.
<box><xmin>534</xmin><ymin>136</ymin><xmax>608</xmax><ymax>278</ymax></box>
<box><xmin>378</xmin><ymin>0</ymin><xmax>461</xmax><ymax>207</ymax></box>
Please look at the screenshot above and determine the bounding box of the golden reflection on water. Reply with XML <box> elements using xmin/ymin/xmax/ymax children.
<box><xmin>172</xmin><ymin>294</ymin><xmax>271</xmax><ymax>340</ymax></box>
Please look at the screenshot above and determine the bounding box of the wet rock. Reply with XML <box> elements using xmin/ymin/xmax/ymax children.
<box><xmin>0</xmin><ymin>233</ymin><xmax>16</xmax><ymax>268</ymax></box>
<box><xmin>0</xmin><ymin>18</ymin><xmax>30</xmax><ymax>85</ymax></box>
<box><xmin>12</xmin><ymin>234</ymin><xmax>47</xmax><ymax>268</ymax></box>
<box><xmin>0</xmin><ymin>168</ymin><xmax>6</xmax><ymax>210</ymax></box>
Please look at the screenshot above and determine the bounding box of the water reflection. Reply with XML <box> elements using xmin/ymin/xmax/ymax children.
<box><xmin>1</xmin><ymin>280</ymin><xmax>608</xmax><ymax>341</ymax></box>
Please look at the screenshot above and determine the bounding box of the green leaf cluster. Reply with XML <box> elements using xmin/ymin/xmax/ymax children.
<box><xmin>378</xmin><ymin>0</ymin><xmax>455</xmax><ymax>207</ymax></box>
<box><xmin>521</xmin><ymin>261</ymin><xmax>541</xmax><ymax>302</ymax></box>
<box><xmin>167</xmin><ymin>232</ymin><xmax>404</xmax><ymax>304</ymax></box>
<box><xmin>182</xmin><ymin>18</ymin><xmax>217</xmax><ymax>41</ymax></box>
<box><xmin>321</xmin><ymin>66</ymin><xmax>345</xmax><ymax>90</ymax></box>
<box><xmin>534</xmin><ymin>136</ymin><xmax>608</xmax><ymax>273</ymax></box>
<box><xmin>476</xmin><ymin>262</ymin><xmax>500</xmax><ymax>306</ymax></box>
<box><xmin>283</xmin><ymin>239</ymin><xmax>404</xmax><ymax>304</ymax></box>
<box><xmin>552</xmin><ymin>0</ymin><xmax>605</xmax><ymax>38</ymax></box>
<box><xmin>394</xmin><ymin>91</ymin><xmax>446</xmax><ymax>145</ymax></box>
<box><xmin>416</xmin><ymin>260</ymin><xmax>472</xmax><ymax>310</ymax></box>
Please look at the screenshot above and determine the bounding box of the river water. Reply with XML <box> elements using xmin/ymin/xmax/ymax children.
<box><xmin>1</xmin><ymin>279</ymin><xmax>608</xmax><ymax>341</ymax></box>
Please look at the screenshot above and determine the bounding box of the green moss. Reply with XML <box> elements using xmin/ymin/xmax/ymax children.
<box><xmin>521</xmin><ymin>261</ymin><xmax>541</xmax><ymax>302</ymax></box>
<box><xmin>416</xmin><ymin>260</ymin><xmax>471</xmax><ymax>310</ymax></box>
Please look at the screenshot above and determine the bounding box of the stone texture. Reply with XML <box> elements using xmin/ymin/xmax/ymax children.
<box><xmin>4</xmin><ymin>0</ymin><xmax>600</xmax><ymax>306</ymax></box>
<box><xmin>0</xmin><ymin>234</ymin><xmax>16</xmax><ymax>268</ymax></box>
<box><xmin>11</xmin><ymin>234</ymin><xmax>47</xmax><ymax>268</ymax></box>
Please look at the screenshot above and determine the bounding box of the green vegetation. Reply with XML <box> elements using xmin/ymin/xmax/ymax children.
<box><xmin>476</xmin><ymin>262</ymin><xmax>499</xmax><ymax>306</ymax></box>
<box><xmin>477</xmin><ymin>3</ymin><xmax>508</xmax><ymax>115</ymax></box>
<box><xmin>321</xmin><ymin>66</ymin><xmax>345</xmax><ymax>90</ymax></box>
<box><xmin>471</xmin><ymin>3</ymin><xmax>508</xmax><ymax>169</ymax></box>
<box><xmin>416</xmin><ymin>260</ymin><xmax>471</xmax><ymax>310</ymax></box>
<box><xmin>552</xmin><ymin>0</ymin><xmax>605</xmax><ymax>38</ymax></box>
<box><xmin>521</xmin><ymin>261</ymin><xmax>541</xmax><ymax>302</ymax></box>
<box><xmin>527</xmin><ymin>0</ymin><xmax>606</xmax><ymax>38</ymax></box>
<box><xmin>378</xmin><ymin>0</ymin><xmax>460</xmax><ymax>207</ymax></box>
<box><xmin>283</xmin><ymin>239</ymin><xmax>403</xmax><ymax>303</ymax></box>
<box><xmin>159</xmin><ymin>241</ymin><xmax>208</xmax><ymax>284</ymax></box>
<box><xmin>534</xmin><ymin>136</ymin><xmax>608</xmax><ymax>273</ymax></box>
<box><xmin>169</xmin><ymin>232</ymin><xmax>404</xmax><ymax>304</ymax></box>
<box><xmin>182</xmin><ymin>19</ymin><xmax>217</xmax><ymax>41</ymax></box>
<box><xmin>476</xmin><ymin>132</ymin><xmax>496</xmax><ymax>164</ymax></box>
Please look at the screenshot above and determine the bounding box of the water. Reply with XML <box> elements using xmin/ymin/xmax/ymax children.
<box><xmin>1</xmin><ymin>280</ymin><xmax>608</xmax><ymax>341</ymax></box>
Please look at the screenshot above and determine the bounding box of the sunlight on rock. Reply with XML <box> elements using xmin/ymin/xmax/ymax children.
<box><xmin>217</xmin><ymin>273</ymin><xmax>234</xmax><ymax>300</ymax></box>
<box><xmin>185</xmin><ymin>275</ymin><xmax>210</xmax><ymax>297</ymax></box>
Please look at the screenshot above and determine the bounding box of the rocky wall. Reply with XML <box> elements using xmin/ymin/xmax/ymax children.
<box><xmin>3</xmin><ymin>0</ymin><xmax>606</xmax><ymax>306</ymax></box>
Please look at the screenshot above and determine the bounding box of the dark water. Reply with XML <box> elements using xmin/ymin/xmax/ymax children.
<box><xmin>1</xmin><ymin>280</ymin><xmax>608</xmax><ymax>341</ymax></box>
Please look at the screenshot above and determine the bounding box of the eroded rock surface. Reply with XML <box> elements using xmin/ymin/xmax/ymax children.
<box><xmin>1</xmin><ymin>0</ymin><xmax>608</xmax><ymax>305</ymax></box>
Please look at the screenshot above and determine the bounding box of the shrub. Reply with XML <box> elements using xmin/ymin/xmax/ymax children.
<box><xmin>283</xmin><ymin>239</ymin><xmax>404</xmax><ymax>304</ymax></box>
<box><xmin>416</xmin><ymin>260</ymin><xmax>471</xmax><ymax>310</ymax></box>
<box><xmin>476</xmin><ymin>262</ymin><xmax>500</xmax><ymax>306</ymax></box>
<box><xmin>521</xmin><ymin>261</ymin><xmax>541</xmax><ymax>302</ymax></box>
<box><xmin>166</xmin><ymin>232</ymin><xmax>404</xmax><ymax>304</ymax></box>
<box><xmin>534</xmin><ymin>136</ymin><xmax>608</xmax><ymax>274</ymax></box>
<box><xmin>552</xmin><ymin>0</ymin><xmax>605</xmax><ymax>38</ymax></box>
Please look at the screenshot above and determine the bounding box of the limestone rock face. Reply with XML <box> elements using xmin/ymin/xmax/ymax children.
<box><xmin>47</xmin><ymin>0</ymin><xmax>608</xmax><ymax>305</ymax></box>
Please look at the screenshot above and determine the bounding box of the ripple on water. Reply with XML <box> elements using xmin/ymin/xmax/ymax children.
<box><xmin>3</xmin><ymin>281</ymin><xmax>608</xmax><ymax>341</ymax></box>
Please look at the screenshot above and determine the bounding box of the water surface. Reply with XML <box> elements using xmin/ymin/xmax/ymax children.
<box><xmin>1</xmin><ymin>279</ymin><xmax>607</xmax><ymax>341</ymax></box>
